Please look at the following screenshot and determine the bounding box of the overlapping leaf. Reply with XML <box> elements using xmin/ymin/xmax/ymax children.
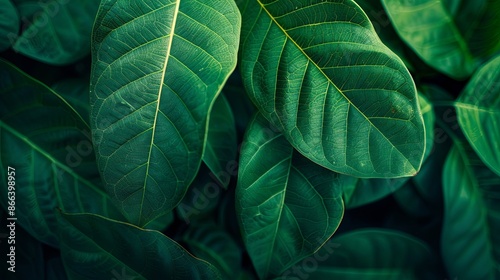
<box><xmin>236</xmin><ymin>113</ymin><xmax>347</xmax><ymax>279</ymax></box>
<box><xmin>203</xmin><ymin>94</ymin><xmax>237</xmax><ymax>188</ymax></box>
<box><xmin>456</xmin><ymin>55</ymin><xmax>500</xmax><ymax>176</ymax></box>
<box><xmin>0</xmin><ymin>60</ymin><xmax>123</xmax><ymax>247</ymax></box>
<box><xmin>441</xmin><ymin>143</ymin><xmax>500</xmax><ymax>279</ymax></box>
<box><xmin>57</xmin><ymin>212</ymin><xmax>221</xmax><ymax>280</ymax></box>
<box><xmin>0</xmin><ymin>0</ymin><xmax>19</xmax><ymax>51</ymax></box>
<box><xmin>90</xmin><ymin>0</ymin><xmax>241</xmax><ymax>226</ymax></box>
<box><xmin>284</xmin><ymin>229</ymin><xmax>440</xmax><ymax>279</ymax></box>
<box><xmin>11</xmin><ymin>0</ymin><xmax>100</xmax><ymax>65</ymax></box>
<box><xmin>239</xmin><ymin>0</ymin><xmax>425</xmax><ymax>178</ymax></box>
<box><xmin>382</xmin><ymin>0</ymin><xmax>500</xmax><ymax>79</ymax></box>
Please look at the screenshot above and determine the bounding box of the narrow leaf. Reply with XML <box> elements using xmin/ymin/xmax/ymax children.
<box><xmin>239</xmin><ymin>0</ymin><xmax>425</xmax><ymax>178</ymax></box>
<box><xmin>0</xmin><ymin>59</ymin><xmax>123</xmax><ymax>247</ymax></box>
<box><xmin>203</xmin><ymin>94</ymin><xmax>237</xmax><ymax>188</ymax></box>
<box><xmin>456</xmin><ymin>55</ymin><xmax>500</xmax><ymax>176</ymax></box>
<box><xmin>57</xmin><ymin>212</ymin><xmax>221</xmax><ymax>280</ymax></box>
<box><xmin>90</xmin><ymin>0</ymin><xmax>241</xmax><ymax>226</ymax></box>
<box><xmin>236</xmin><ymin>113</ymin><xmax>346</xmax><ymax>279</ymax></box>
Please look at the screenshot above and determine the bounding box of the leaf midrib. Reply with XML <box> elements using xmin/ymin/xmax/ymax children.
<box><xmin>256</xmin><ymin>0</ymin><xmax>419</xmax><ymax>172</ymax></box>
<box><xmin>140</xmin><ymin>0</ymin><xmax>181</xmax><ymax>223</ymax></box>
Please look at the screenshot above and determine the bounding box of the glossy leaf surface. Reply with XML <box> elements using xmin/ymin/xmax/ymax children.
<box><xmin>90</xmin><ymin>0</ymin><xmax>241</xmax><ymax>226</ymax></box>
<box><xmin>239</xmin><ymin>0</ymin><xmax>425</xmax><ymax>178</ymax></box>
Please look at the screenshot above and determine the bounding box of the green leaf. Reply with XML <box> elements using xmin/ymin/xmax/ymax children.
<box><xmin>182</xmin><ymin>222</ymin><xmax>242</xmax><ymax>279</ymax></box>
<box><xmin>239</xmin><ymin>0</ymin><xmax>425</xmax><ymax>178</ymax></box>
<box><xmin>12</xmin><ymin>0</ymin><xmax>100</xmax><ymax>65</ymax></box>
<box><xmin>46</xmin><ymin>257</ymin><xmax>68</xmax><ymax>280</ymax></box>
<box><xmin>0</xmin><ymin>59</ymin><xmax>123</xmax><ymax>247</ymax></box>
<box><xmin>51</xmin><ymin>78</ymin><xmax>91</xmax><ymax>121</ymax></box>
<box><xmin>456</xmin><ymin>55</ymin><xmax>500</xmax><ymax>176</ymax></box>
<box><xmin>382</xmin><ymin>0</ymin><xmax>500</xmax><ymax>79</ymax></box>
<box><xmin>203</xmin><ymin>94</ymin><xmax>237</xmax><ymax>188</ymax></box>
<box><xmin>90</xmin><ymin>0</ymin><xmax>241</xmax><ymax>226</ymax></box>
<box><xmin>143</xmin><ymin>212</ymin><xmax>174</xmax><ymax>232</ymax></box>
<box><xmin>441</xmin><ymin>143</ymin><xmax>500</xmax><ymax>279</ymax></box>
<box><xmin>343</xmin><ymin>92</ymin><xmax>435</xmax><ymax>208</ymax></box>
<box><xmin>280</xmin><ymin>229</ymin><xmax>439</xmax><ymax>279</ymax></box>
<box><xmin>236</xmin><ymin>113</ymin><xmax>346</xmax><ymax>279</ymax></box>
<box><xmin>0</xmin><ymin>0</ymin><xmax>19</xmax><ymax>51</ymax></box>
<box><xmin>57</xmin><ymin>212</ymin><xmax>221</xmax><ymax>280</ymax></box>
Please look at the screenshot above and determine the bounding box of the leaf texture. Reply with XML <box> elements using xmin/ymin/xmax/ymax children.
<box><xmin>236</xmin><ymin>113</ymin><xmax>347</xmax><ymax>279</ymax></box>
<box><xmin>58</xmin><ymin>212</ymin><xmax>221</xmax><ymax>280</ymax></box>
<box><xmin>90</xmin><ymin>0</ymin><xmax>241</xmax><ymax>226</ymax></box>
<box><xmin>456</xmin><ymin>55</ymin><xmax>500</xmax><ymax>176</ymax></box>
<box><xmin>239</xmin><ymin>0</ymin><xmax>425</xmax><ymax>178</ymax></box>
<box><xmin>0</xmin><ymin>0</ymin><xmax>19</xmax><ymax>51</ymax></box>
<box><xmin>0</xmin><ymin>60</ymin><xmax>123</xmax><ymax>248</ymax></box>
<box><xmin>441</xmin><ymin>143</ymin><xmax>500</xmax><ymax>279</ymax></box>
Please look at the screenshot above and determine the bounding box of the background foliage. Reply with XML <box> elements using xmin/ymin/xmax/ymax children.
<box><xmin>1</xmin><ymin>0</ymin><xmax>499</xmax><ymax>279</ymax></box>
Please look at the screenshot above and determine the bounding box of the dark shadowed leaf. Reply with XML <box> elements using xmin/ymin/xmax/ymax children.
<box><xmin>0</xmin><ymin>60</ymin><xmax>123</xmax><ymax>247</ymax></box>
<box><xmin>441</xmin><ymin>143</ymin><xmax>500</xmax><ymax>279</ymax></box>
<box><xmin>239</xmin><ymin>0</ymin><xmax>425</xmax><ymax>178</ymax></box>
<box><xmin>236</xmin><ymin>113</ymin><xmax>347</xmax><ymax>279</ymax></box>
<box><xmin>0</xmin><ymin>0</ymin><xmax>19</xmax><ymax>51</ymax></box>
<box><xmin>90</xmin><ymin>0</ymin><xmax>241</xmax><ymax>226</ymax></box>
<box><xmin>203</xmin><ymin>94</ymin><xmax>237</xmax><ymax>189</ymax></box>
<box><xmin>12</xmin><ymin>0</ymin><xmax>100</xmax><ymax>65</ymax></box>
<box><xmin>51</xmin><ymin>78</ymin><xmax>90</xmax><ymax>121</ymax></box>
<box><xmin>57</xmin><ymin>212</ymin><xmax>221</xmax><ymax>280</ymax></box>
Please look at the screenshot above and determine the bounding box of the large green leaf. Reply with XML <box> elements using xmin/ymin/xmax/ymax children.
<box><xmin>11</xmin><ymin>0</ymin><xmax>100</xmax><ymax>65</ymax></box>
<box><xmin>0</xmin><ymin>0</ymin><xmax>19</xmax><ymax>51</ymax></box>
<box><xmin>236</xmin><ymin>113</ymin><xmax>346</xmax><ymax>279</ymax></box>
<box><xmin>182</xmin><ymin>222</ymin><xmax>242</xmax><ymax>279</ymax></box>
<box><xmin>203</xmin><ymin>94</ymin><xmax>237</xmax><ymax>188</ymax></box>
<box><xmin>456</xmin><ymin>55</ymin><xmax>500</xmax><ymax>176</ymax></box>
<box><xmin>441</xmin><ymin>143</ymin><xmax>500</xmax><ymax>279</ymax></box>
<box><xmin>90</xmin><ymin>0</ymin><xmax>241</xmax><ymax>226</ymax></box>
<box><xmin>279</xmin><ymin>229</ymin><xmax>439</xmax><ymax>279</ymax></box>
<box><xmin>0</xmin><ymin>59</ymin><xmax>123</xmax><ymax>247</ymax></box>
<box><xmin>57</xmin><ymin>212</ymin><xmax>221</xmax><ymax>280</ymax></box>
<box><xmin>239</xmin><ymin>0</ymin><xmax>425</xmax><ymax>178</ymax></box>
<box><xmin>51</xmin><ymin>78</ymin><xmax>91</xmax><ymax>121</ymax></box>
<box><xmin>382</xmin><ymin>0</ymin><xmax>500</xmax><ymax>79</ymax></box>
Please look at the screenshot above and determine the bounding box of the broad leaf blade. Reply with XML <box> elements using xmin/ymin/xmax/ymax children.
<box><xmin>456</xmin><ymin>55</ymin><xmax>500</xmax><ymax>176</ymax></box>
<box><xmin>57</xmin><ymin>212</ymin><xmax>221</xmax><ymax>280</ymax></box>
<box><xmin>203</xmin><ymin>94</ymin><xmax>237</xmax><ymax>189</ymax></box>
<box><xmin>0</xmin><ymin>60</ymin><xmax>123</xmax><ymax>247</ymax></box>
<box><xmin>286</xmin><ymin>229</ymin><xmax>440</xmax><ymax>279</ymax></box>
<box><xmin>0</xmin><ymin>0</ymin><xmax>19</xmax><ymax>51</ymax></box>
<box><xmin>90</xmin><ymin>0</ymin><xmax>241</xmax><ymax>226</ymax></box>
<box><xmin>236</xmin><ymin>113</ymin><xmax>346</xmax><ymax>279</ymax></box>
<box><xmin>12</xmin><ymin>0</ymin><xmax>100</xmax><ymax>65</ymax></box>
<box><xmin>239</xmin><ymin>0</ymin><xmax>425</xmax><ymax>178</ymax></box>
<box><xmin>441</xmin><ymin>143</ymin><xmax>500</xmax><ymax>279</ymax></box>
<box><xmin>382</xmin><ymin>0</ymin><xmax>477</xmax><ymax>79</ymax></box>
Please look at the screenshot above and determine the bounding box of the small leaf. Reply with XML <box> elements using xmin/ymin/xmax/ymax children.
<box><xmin>236</xmin><ymin>113</ymin><xmax>346</xmax><ymax>279</ymax></box>
<box><xmin>0</xmin><ymin>0</ymin><xmax>19</xmax><ymax>51</ymax></box>
<box><xmin>456</xmin><ymin>55</ymin><xmax>500</xmax><ymax>176</ymax></box>
<box><xmin>441</xmin><ymin>143</ymin><xmax>500</xmax><ymax>279</ymax></box>
<box><xmin>0</xmin><ymin>59</ymin><xmax>123</xmax><ymax>247</ymax></box>
<box><xmin>239</xmin><ymin>0</ymin><xmax>425</xmax><ymax>178</ymax></box>
<box><xmin>12</xmin><ymin>0</ymin><xmax>100</xmax><ymax>65</ymax></box>
<box><xmin>57</xmin><ymin>212</ymin><xmax>221</xmax><ymax>280</ymax></box>
<box><xmin>90</xmin><ymin>0</ymin><xmax>241</xmax><ymax>226</ymax></box>
<box><xmin>203</xmin><ymin>94</ymin><xmax>237</xmax><ymax>188</ymax></box>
